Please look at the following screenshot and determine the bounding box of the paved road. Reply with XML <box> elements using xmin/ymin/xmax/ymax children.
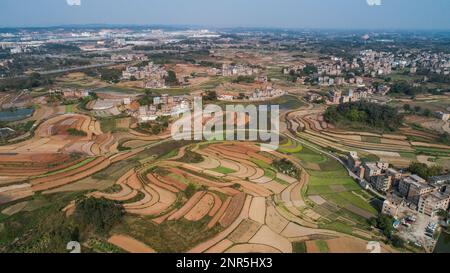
<box><xmin>1</xmin><ymin>61</ymin><xmax>126</xmax><ymax>80</ymax></box>
<box><xmin>39</xmin><ymin>62</ymin><xmax>120</xmax><ymax>75</ymax></box>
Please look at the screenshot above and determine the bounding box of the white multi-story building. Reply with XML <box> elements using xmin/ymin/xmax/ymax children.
<box><xmin>418</xmin><ymin>192</ymin><xmax>450</xmax><ymax>217</ymax></box>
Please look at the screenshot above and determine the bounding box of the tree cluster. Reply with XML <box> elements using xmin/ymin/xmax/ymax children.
<box><xmin>408</xmin><ymin>162</ymin><xmax>443</xmax><ymax>180</ymax></box>
<box><xmin>75</xmin><ymin>197</ymin><xmax>124</xmax><ymax>234</ymax></box>
<box><xmin>324</xmin><ymin>101</ymin><xmax>403</xmax><ymax>132</ymax></box>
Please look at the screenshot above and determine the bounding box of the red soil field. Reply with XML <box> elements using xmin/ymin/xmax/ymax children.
<box><xmin>219</xmin><ymin>192</ymin><xmax>246</xmax><ymax>228</ymax></box>
<box><xmin>207</xmin><ymin>197</ymin><xmax>232</xmax><ymax>229</ymax></box>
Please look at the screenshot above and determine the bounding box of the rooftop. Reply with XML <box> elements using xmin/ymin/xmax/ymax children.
<box><xmin>422</xmin><ymin>191</ymin><xmax>450</xmax><ymax>202</ymax></box>
<box><xmin>430</xmin><ymin>174</ymin><xmax>450</xmax><ymax>184</ymax></box>
<box><xmin>403</xmin><ymin>175</ymin><xmax>432</xmax><ymax>190</ymax></box>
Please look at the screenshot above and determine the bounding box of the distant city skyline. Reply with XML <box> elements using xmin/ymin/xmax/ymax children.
<box><xmin>0</xmin><ymin>0</ymin><xmax>449</xmax><ymax>30</ymax></box>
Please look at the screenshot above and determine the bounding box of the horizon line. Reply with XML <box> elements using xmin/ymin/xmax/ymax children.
<box><xmin>0</xmin><ymin>23</ymin><xmax>450</xmax><ymax>32</ymax></box>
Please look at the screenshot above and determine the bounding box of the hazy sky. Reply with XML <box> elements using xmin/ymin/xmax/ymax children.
<box><xmin>0</xmin><ymin>0</ymin><xmax>449</xmax><ymax>30</ymax></box>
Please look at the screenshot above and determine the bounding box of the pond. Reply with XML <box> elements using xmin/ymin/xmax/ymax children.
<box><xmin>215</xmin><ymin>95</ymin><xmax>305</xmax><ymax>111</ymax></box>
<box><xmin>93</xmin><ymin>87</ymin><xmax>141</xmax><ymax>97</ymax></box>
<box><xmin>0</xmin><ymin>108</ymin><xmax>34</xmax><ymax>122</ymax></box>
<box><xmin>276</xmin><ymin>95</ymin><xmax>306</xmax><ymax>110</ymax></box>
<box><xmin>434</xmin><ymin>230</ymin><xmax>450</xmax><ymax>253</ymax></box>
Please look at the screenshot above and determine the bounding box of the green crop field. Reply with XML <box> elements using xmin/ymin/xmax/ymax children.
<box><xmin>316</xmin><ymin>240</ymin><xmax>329</xmax><ymax>253</ymax></box>
<box><xmin>65</xmin><ymin>104</ymin><xmax>74</xmax><ymax>113</ymax></box>
<box><xmin>306</xmin><ymin>166</ymin><xmax>377</xmax><ymax>216</ymax></box>
<box><xmin>292</xmin><ymin>241</ymin><xmax>307</xmax><ymax>253</ymax></box>
<box><xmin>279</xmin><ymin>139</ymin><xmax>303</xmax><ymax>154</ymax></box>
<box><xmin>291</xmin><ymin>140</ymin><xmax>379</xmax><ymax>234</ymax></box>
<box><xmin>323</xmin><ymin>192</ymin><xmax>377</xmax><ymax>215</ymax></box>
<box><xmin>293</xmin><ymin>146</ymin><xmax>327</xmax><ymax>164</ymax></box>
<box><xmin>415</xmin><ymin>146</ymin><xmax>450</xmax><ymax>157</ymax></box>
<box><xmin>399</xmin><ymin>152</ymin><xmax>417</xmax><ymax>159</ymax></box>
<box><xmin>250</xmin><ymin>158</ymin><xmax>277</xmax><ymax>180</ymax></box>
<box><xmin>212</xmin><ymin>166</ymin><xmax>236</xmax><ymax>174</ymax></box>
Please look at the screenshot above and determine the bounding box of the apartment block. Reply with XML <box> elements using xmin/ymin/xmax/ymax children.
<box><xmin>363</xmin><ymin>162</ymin><xmax>382</xmax><ymax>182</ymax></box>
<box><xmin>418</xmin><ymin>192</ymin><xmax>450</xmax><ymax>217</ymax></box>
<box><xmin>382</xmin><ymin>194</ymin><xmax>404</xmax><ymax>218</ymax></box>
<box><xmin>399</xmin><ymin>175</ymin><xmax>434</xmax><ymax>205</ymax></box>
<box><xmin>372</xmin><ymin>175</ymin><xmax>392</xmax><ymax>193</ymax></box>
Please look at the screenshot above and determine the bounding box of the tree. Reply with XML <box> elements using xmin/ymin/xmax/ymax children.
<box><xmin>371</xmin><ymin>214</ymin><xmax>395</xmax><ymax>238</ymax></box>
<box><xmin>185</xmin><ymin>184</ymin><xmax>197</xmax><ymax>199</ymax></box>
<box><xmin>346</xmin><ymin>109</ymin><xmax>368</xmax><ymax>122</ymax></box>
<box><xmin>75</xmin><ymin>197</ymin><xmax>124</xmax><ymax>234</ymax></box>
<box><xmin>440</xmin><ymin>132</ymin><xmax>450</xmax><ymax>145</ymax></box>
<box><xmin>369</xmin><ymin>217</ymin><xmax>378</xmax><ymax>227</ymax></box>
<box><xmin>100</xmin><ymin>68</ymin><xmax>122</xmax><ymax>83</ymax></box>
<box><xmin>88</xmin><ymin>91</ymin><xmax>98</xmax><ymax>100</ymax></box>
<box><xmin>324</xmin><ymin>101</ymin><xmax>404</xmax><ymax>132</ymax></box>
<box><xmin>391</xmin><ymin>235</ymin><xmax>405</xmax><ymax>248</ymax></box>
<box><xmin>408</xmin><ymin>162</ymin><xmax>430</xmax><ymax>179</ymax></box>
<box><xmin>403</xmin><ymin>104</ymin><xmax>411</xmax><ymax>112</ymax></box>
<box><xmin>165</xmin><ymin>70</ymin><xmax>178</xmax><ymax>86</ymax></box>
<box><xmin>436</xmin><ymin>209</ymin><xmax>449</xmax><ymax>220</ymax></box>
<box><xmin>204</xmin><ymin>91</ymin><xmax>217</xmax><ymax>101</ymax></box>
<box><xmin>302</xmin><ymin>65</ymin><xmax>318</xmax><ymax>76</ymax></box>
<box><xmin>67</xmin><ymin>128</ymin><xmax>88</xmax><ymax>137</ymax></box>
<box><xmin>272</xmin><ymin>159</ymin><xmax>300</xmax><ymax>178</ymax></box>
<box><xmin>0</xmin><ymin>72</ymin><xmax>53</xmax><ymax>91</ymax></box>
<box><xmin>233</xmin><ymin>75</ymin><xmax>255</xmax><ymax>84</ymax></box>
<box><xmin>408</xmin><ymin>162</ymin><xmax>443</xmax><ymax>180</ymax></box>
<box><xmin>423</xmin><ymin>108</ymin><xmax>432</xmax><ymax>117</ymax></box>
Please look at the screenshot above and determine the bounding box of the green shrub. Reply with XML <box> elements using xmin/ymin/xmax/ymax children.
<box><xmin>67</xmin><ymin>128</ymin><xmax>88</xmax><ymax>137</ymax></box>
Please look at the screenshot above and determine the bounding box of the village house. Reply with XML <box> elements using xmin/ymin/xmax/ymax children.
<box><xmin>137</xmin><ymin>94</ymin><xmax>191</xmax><ymax>122</ymax></box>
<box><xmin>217</xmin><ymin>94</ymin><xmax>235</xmax><ymax>101</ymax></box>
<box><xmin>222</xmin><ymin>63</ymin><xmax>258</xmax><ymax>77</ymax></box>
<box><xmin>49</xmin><ymin>89</ymin><xmax>90</xmax><ymax>99</ymax></box>
<box><xmin>249</xmin><ymin>87</ymin><xmax>286</xmax><ymax>101</ymax></box>
<box><xmin>122</xmin><ymin>62</ymin><xmax>168</xmax><ymax>89</ymax></box>
<box><xmin>111</xmin><ymin>53</ymin><xmax>148</xmax><ymax>62</ymax></box>
<box><xmin>435</xmin><ymin>111</ymin><xmax>449</xmax><ymax>122</ymax></box>
<box><xmin>256</xmin><ymin>75</ymin><xmax>268</xmax><ymax>83</ymax></box>
<box><xmin>305</xmin><ymin>92</ymin><xmax>324</xmax><ymax>103</ymax></box>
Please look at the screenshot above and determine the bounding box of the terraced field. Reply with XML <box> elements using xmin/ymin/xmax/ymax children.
<box><xmin>0</xmin><ymin>102</ymin><xmax>394</xmax><ymax>253</ymax></box>
<box><xmin>275</xmin><ymin>138</ymin><xmax>381</xmax><ymax>242</ymax></box>
<box><xmin>287</xmin><ymin>105</ymin><xmax>450</xmax><ymax>169</ymax></box>
<box><xmin>0</xmin><ymin>135</ymin><xmax>397</xmax><ymax>253</ymax></box>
